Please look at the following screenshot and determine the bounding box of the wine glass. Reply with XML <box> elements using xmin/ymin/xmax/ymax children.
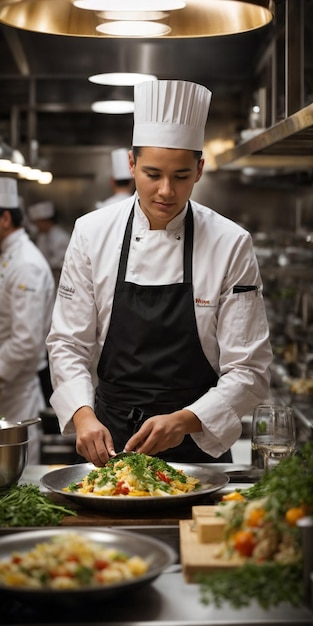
<box><xmin>251</xmin><ymin>404</ymin><xmax>296</xmax><ymax>472</ymax></box>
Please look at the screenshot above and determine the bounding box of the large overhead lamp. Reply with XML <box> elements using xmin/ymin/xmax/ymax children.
<box><xmin>0</xmin><ymin>1</ymin><xmax>275</xmax><ymax>38</ymax></box>
<box><xmin>88</xmin><ymin>72</ymin><xmax>157</xmax><ymax>86</ymax></box>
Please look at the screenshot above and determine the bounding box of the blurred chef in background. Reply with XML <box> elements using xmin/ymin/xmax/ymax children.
<box><xmin>95</xmin><ymin>147</ymin><xmax>135</xmax><ymax>210</ymax></box>
<box><xmin>0</xmin><ymin>178</ymin><xmax>55</xmax><ymax>462</ymax></box>
<box><xmin>27</xmin><ymin>200</ymin><xmax>70</xmax><ymax>286</ymax></box>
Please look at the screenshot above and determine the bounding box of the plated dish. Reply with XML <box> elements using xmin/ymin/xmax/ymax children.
<box><xmin>0</xmin><ymin>527</ymin><xmax>176</xmax><ymax>604</ymax></box>
<box><xmin>41</xmin><ymin>460</ymin><xmax>229</xmax><ymax>512</ymax></box>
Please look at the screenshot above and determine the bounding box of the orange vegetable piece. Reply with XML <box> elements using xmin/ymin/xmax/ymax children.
<box><xmin>246</xmin><ymin>508</ymin><xmax>265</xmax><ymax>527</ymax></box>
<box><xmin>285</xmin><ymin>505</ymin><xmax>307</xmax><ymax>526</ymax></box>
<box><xmin>221</xmin><ymin>491</ymin><xmax>245</xmax><ymax>502</ymax></box>
<box><xmin>233</xmin><ymin>530</ymin><xmax>255</xmax><ymax>557</ymax></box>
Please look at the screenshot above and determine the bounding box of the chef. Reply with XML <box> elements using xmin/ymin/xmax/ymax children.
<box><xmin>95</xmin><ymin>147</ymin><xmax>135</xmax><ymax>210</ymax></box>
<box><xmin>27</xmin><ymin>200</ymin><xmax>70</xmax><ymax>285</ymax></box>
<box><xmin>47</xmin><ymin>79</ymin><xmax>272</xmax><ymax>466</ymax></box>
<box><xmin>0</xmin><ymin>178</ymin><xmax>55</xmax><ymax>463</ymax></box>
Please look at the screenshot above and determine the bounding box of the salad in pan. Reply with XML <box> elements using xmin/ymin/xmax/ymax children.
<box><xmin>65</xmin><ymin>453</ymin><xmax>201</xmax><ymax>497</ymax></box>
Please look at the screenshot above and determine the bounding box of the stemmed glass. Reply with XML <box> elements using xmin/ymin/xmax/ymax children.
<box><xmin>251</xmin><ymin>404</ymin><xmax>296</xmax><ymax>472</ymax></box>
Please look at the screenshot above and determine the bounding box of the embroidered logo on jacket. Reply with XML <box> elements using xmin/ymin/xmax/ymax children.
<box><xmin>195</xmin><ymin>297</ymin><xmax>211</xmax><ymax>306</ymax></box>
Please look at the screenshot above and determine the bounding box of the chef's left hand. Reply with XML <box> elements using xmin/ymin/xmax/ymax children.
<box><xmin>124</xmin><ymin>409</ymin><xmax>202</xmax><ymax>456</ymax></box>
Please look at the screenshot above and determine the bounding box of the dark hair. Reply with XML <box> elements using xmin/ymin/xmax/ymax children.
<box><xmin>132</xmin><ymin>146</ymin><xmax>203</xmax><ymax>164</ymax></box>
<box><xmin>0</xmin><ymin>207</ymin><xmax>23</xmax><ymax>227</ymax></box>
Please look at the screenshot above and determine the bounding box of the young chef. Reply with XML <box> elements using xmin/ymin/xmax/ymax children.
<box><xmin>0</xmin><ymin>178</ymin><xmax>55</xmax><ymax>462</ymax></box>
<box><xmin>47</xmin><ymin>79</ymin><xmax>273</xmax><ymax>466</ymax></box>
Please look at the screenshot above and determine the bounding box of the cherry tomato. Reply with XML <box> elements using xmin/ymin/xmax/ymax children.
<box><xmin>114</xmin><ymin>480</ymin><xmax>130</xmax><ymax>495</ymax></box>
<box><xmin>156</xmin><ymin>470</ymin><xmax>171</xmax><ymax>483</ymax></box>
<box><xmin>233</xmin><ymin>530</ymin><xmax>255</xmax><ymax>557</ymax></box>
<box><xmin>246</xmin><ymin>508</ymin><xmax>265</xmax><ymax>527</ymax></box>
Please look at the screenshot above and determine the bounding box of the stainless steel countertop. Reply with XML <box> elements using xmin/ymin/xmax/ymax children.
<box><xmin>8</xmin><ymin>464</ymin><xmax>312</xmax><ymax>624</ymax></box>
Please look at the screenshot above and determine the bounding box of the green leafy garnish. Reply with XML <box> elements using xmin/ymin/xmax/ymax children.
<box><xmin>0</xmin><ymin>483</ymin><xmax>77</xmax><ymax>527</ymax></box>
<box><xmin>197</xmin><ymin>442</ymin><xmax>313</xmax><ymax>609</ymax></box>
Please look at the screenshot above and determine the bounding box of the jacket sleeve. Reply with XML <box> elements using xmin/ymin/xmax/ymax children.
<box><xmin>46</xmin><ymin>224</ymin><xmax>98</xmax><ymax>433</ymax></box>
<box><xmin>187</xmin><ymin>230</ymin><xmax>273</xmax><ymax>457</ymax></box>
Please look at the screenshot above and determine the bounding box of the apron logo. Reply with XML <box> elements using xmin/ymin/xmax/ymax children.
<box><xmin>195</xmin><ymin>297</ymin><xmax>211</xmax><ymax>306</ymax></box>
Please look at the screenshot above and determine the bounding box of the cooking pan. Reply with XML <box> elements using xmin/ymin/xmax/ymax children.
<box><xmin>0</xmin><ymin>527</ymin><xmax>176</xmax><ymax>607</ymax></box>
<box><xmin>41</xmin><ymin>461</ymin><xmax>229</xmax><ymax>513</ymax></box>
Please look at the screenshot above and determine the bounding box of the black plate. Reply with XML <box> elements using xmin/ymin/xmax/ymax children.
<box><xmin>0</xmin><ymin>527</ymin><xmax>176</xmax><ymax>605</ymax></box>
<box><xmin>41</xmin><ymin>462</ymin><xmax>229</xmax><ymax>512</ymax></box>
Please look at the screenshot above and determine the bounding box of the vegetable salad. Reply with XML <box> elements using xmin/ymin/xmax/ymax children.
<box><xmin>215</xmin><ymin>442</ymin><xmax>313</xmax><ymax>564</ymax></box>
<box><xmin>0</xmin><ymin>533</ymin><xmax>148</xmax><ymax>589</ymax></box>
<box><xmin>65</xmin><ymin>453</ymin><xmax>201</xmax><ymax>497</ymax></box>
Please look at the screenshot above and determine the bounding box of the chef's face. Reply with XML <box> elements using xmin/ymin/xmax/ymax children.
<box><xmin>129</xmin><ymin>147</ymin><xmax>204</xmax><ymax>229</ymax></box>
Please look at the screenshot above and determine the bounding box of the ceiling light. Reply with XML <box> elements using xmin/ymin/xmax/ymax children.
<box><xmin>88</xmin><ymin>72</ymin><xmax>157</xmax><ymax>86</ymax></box>
<box><xmin>73</xmin><ymin>1</ymin><xmax>185</xmax><ymax>10</ymax></box>
<box><xmin>91</xmin><ymin>100</ymin><xmax>134</xmax><ymax>114</ymax></box>
<box><xmin>0</xmin><ymin>1</ymin><xmax>274</xmax><ymax>37</ymax></box>
<box><xmin>96</xmin><ymin>21</ymin><xmax>171</xmax><ymax>37</ymax></box>
<box><xmin>37</xmin><ymin>171</ymin><xmax>53</xmax><ymax>184</ymax></box>
<box><xmin>97</xmin><ymin>11</ymin><xmax>169</xmax><ymax>21</ymax></box>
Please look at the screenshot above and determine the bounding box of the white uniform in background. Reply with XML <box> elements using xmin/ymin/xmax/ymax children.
<box><xmin>95</xmin><ymin>148</ymin><xmax>134</xmax><ymax>210</ymax></box>
<box><xmin>0</xmin><ymin>229</ymin><xmax>55</xmax><ymax>463</ymax></box>
<box><xmin>36</xmin><ymin>224</ymin><xmax>71</xmax><ymax>272</ymax></box>
<box><xmin>47</xmin><ymin>192</ymin><xmax>272</xmax><ymax>458</ymax></box>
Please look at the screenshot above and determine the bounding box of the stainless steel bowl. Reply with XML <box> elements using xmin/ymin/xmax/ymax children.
<box><xmin>0</xmin><ymin>417</ymin><xmax>41</xmax><ymax>489</ymax></box>
<box><xmin>0</xmin><ymin>441</ymin><xmax>28</xmax><ymax>488</ymax></box>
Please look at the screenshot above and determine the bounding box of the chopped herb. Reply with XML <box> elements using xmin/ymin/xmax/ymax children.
<box><xmin>0</xmin><ymin>483</ymin><xmax>77</xmax><ymax>527</ymax></box>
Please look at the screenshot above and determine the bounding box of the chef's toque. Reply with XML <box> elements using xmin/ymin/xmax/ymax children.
<box><xmin>0</xmin><ymin>177</ymin><xmax>19</xmax><ymax>208</ymax></box>
<box><xmin>132</xmin><ymin>80</ymin><xmax>212</xmax><ymax>151</ymax></box>
<box><xmin>111</xmin><ymin>148</ymin><xmax>131</xmax><ymax>180</ymax></box>
<box><xmin>28</xmin><ymin>200</ymin><xmax>55</xmax><ymax>221</ymax></box>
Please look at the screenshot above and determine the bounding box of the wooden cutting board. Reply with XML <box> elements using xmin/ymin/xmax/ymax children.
<box><xmin>179</xmin><ymin>505</ymin><xmax>243</xmax><ymax>582</ymax></box>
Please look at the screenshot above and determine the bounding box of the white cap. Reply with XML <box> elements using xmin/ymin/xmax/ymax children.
<box><xmin>0</xmin><ymin>177</ymin><xmax>19</xmax><ymax>208</ymax></box>
<box><xmin>28</xmin><ymin>201</ymin><xmax>55</xmax><ymax>221</ymax></box>
<box><xmin>111</xmin><ymin>148</ymin><xmax>131</xmax><ymax>180</ymax></box>
<box><xmin>132</xmin><ymin>80</ymin><xmax>212</xmax><ymax>151</ymax></box>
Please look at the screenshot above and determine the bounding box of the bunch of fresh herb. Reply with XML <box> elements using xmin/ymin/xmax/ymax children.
<box><xmin>197</xmin><ymin>441</ymin><xmax>313</xmax><ymax>609</ymax></box>
<box><xmin>0</xmin><ymin>483</ymin><xmax>77</xmax><ymax>527</ymax></box>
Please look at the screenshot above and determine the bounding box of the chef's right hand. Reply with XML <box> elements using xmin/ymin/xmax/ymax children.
<box><xmin>73</xmin><ymin>406</ymin><xmax>115</xmax><ymax>466</ymax></box>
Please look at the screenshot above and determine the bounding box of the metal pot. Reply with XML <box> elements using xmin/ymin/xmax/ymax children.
<box><xmin>0</xmin><ymin>417</ymin><xmax>41</xmax><ymax>488</ymax></box>
<box><xmin>0</xmin><ymin>417</ymin><xmax>41</xmax><ymax>445</ymax></box>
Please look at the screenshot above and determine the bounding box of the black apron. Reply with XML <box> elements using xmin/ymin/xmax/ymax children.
<box><xmin>96</xmin><ymin>203</ymin><xmax>232</xmax><ymax>463</ymax></box>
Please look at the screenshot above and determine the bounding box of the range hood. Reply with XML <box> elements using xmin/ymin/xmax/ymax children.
<box><xmin>215</xmin><ymin>102</ymin><xmax>313</xmax><ymax>171</ymax></box>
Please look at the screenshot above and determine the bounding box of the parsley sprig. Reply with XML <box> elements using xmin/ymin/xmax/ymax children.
<box><xmin>0</xmin><ymin>483</ymin><xmax>77</xmax><ymax>527</ymax></box>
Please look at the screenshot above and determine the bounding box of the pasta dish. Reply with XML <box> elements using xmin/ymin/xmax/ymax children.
<box><xmin>65</xmin><ymin>453</ymin><xmax>201</xmax><ymax>497</ymax></box>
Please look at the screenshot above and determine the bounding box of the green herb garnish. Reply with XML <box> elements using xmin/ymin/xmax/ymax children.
<box><xmin>0</xmin><ymin>483</ymin><xmax>77</xmax><ymax>527</ymax></box>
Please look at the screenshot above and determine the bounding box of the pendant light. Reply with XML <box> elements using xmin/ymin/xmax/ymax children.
<box><xmin>0</xmin><ymin>1</ymin><xmax>275</xmax><ymax>38</ymax></box>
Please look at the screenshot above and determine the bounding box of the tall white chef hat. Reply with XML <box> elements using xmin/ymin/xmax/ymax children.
<box><xmin>132</xmin><ymin>80</ymin><xmax>212</xmax><ymax>151</ymax></box>
<box><xmin>28</xmin><ymin>200</ymin><xmax>55</xmax><ymax>221</ymax></box>
<box><xmin>111</xmin><ymin>148</ymin><xmax>131</xmax><ymax>180</ymax></box>
<box><xmin>0</xmin><ymin>177</ymin><xmax>19</xmax><ymax>208</ymax></box>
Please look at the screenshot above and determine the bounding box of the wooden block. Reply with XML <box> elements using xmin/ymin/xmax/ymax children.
<box><xmin>179</xmin><ymin>519</ymin><xmax>242</xmax><ymax>583</ymax></box>
<box><xmin>196</xmin><ymin>516</ymin><xmax>225</xmax><ymax>543</ymax></box>
<box><xmin>192</xmin><ymin>505</ymin><xmax>219</xmax><ymax>519</ymax></box>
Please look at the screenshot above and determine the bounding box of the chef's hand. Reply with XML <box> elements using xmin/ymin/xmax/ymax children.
<box><xmin>124</xmin><ymin>409</ymin><xmax>202</xmax><ymax>456</ymax></box>
<box><xmin>73</xmin><ymin>406</ymin><xmax>115</xmax><ymax>466</ymax></box>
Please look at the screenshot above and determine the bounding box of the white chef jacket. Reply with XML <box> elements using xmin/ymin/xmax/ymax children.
<box><xmin>95</xmin><ymin>191</ymin><xmax>133</xmax><ymax>210</ymax></box>
<box><xmin>47</xmin><ymin>194</ymin><xmax>272</xmax><ymax>458</ymax></box>
<box><xmin>36</xmin><ymin>224</ymin><xmax>70</xmax><ymax>271</ymax></box>
<box><xmin>0</xmin><ymin>229</ymin><xmax>55</xmax><ymax>462</ymax></box>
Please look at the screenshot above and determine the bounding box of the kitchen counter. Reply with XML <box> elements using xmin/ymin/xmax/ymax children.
<box><xmin>0</xmin><ymin>464</ymin><xmax>311</xmax><ymax>625</ymax></box>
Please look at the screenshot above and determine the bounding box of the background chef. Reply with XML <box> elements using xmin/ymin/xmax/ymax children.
<box><xmin>0</xmin><ymin>178</ymin><xmax>55</xmax><ymax>463</ymax></box>
<box><xmin>47</xmin><ymin>79</ymin><xmax>273</xmax><ymax>466</ymax></box>
<box><xmin>95</xmin><ymin>147</ymin><xmax>135</xmax><ymax>210</ymax></box>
